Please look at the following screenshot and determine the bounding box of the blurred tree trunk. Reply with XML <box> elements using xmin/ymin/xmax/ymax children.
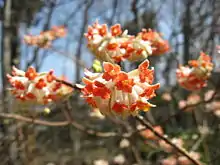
<box><xmin>182</xmin><ymin>0</ymin><xmax>192</xmax><ymax>65</ymax></box>
<box><xmin>2</xmin><ymin>0</ymin><xmax>12</xmax><ymax>104</ymax></box>
<box><xmin>1</xmin><ymin>1</ymin><xmax>43</xmax><ymax>164</ymax></box>
<box><xmin>1</xmin><ymin>1</ymin><xmax>14</xmax><ymax>164</ymax></box>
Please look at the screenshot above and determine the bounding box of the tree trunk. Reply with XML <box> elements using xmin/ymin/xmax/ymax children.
<box><xmin>183</xmin><ymin>0</ymin><xmax>192</xmax><ymax>65</ymax></box>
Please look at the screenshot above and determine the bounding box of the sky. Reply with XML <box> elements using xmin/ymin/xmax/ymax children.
<box><xmin>20</xmin><ymin>0</ymin><xmax>139</xmax><ymax>82</ymax></box>
<box><xmin>3</xmin><ymin>0</ymin><xmax>216</xmax><ymax>86</ymax></box>
<box><xmin>0</xmin><ymin>0</ymin><xmax>181</xmax><ymax>87</ymax></box>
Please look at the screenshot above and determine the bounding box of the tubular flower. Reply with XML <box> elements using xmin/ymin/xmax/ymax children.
<box><xmin>176</xmin><ymin>52</ymin><xmax>213</xmax><ymax>91</ymax></box>
<box><xmin>24</xmin><ymin>26</ymin><xmax>67</xmax><ymax>48</ymax></box>
<box><xmin>78</xmin><ymin>59</ymin><xmax>160</xmax><ymax>117</ymax></box>
<box><xmin>7</xmin><ymin>66</ymin><xmax>73</xmax><ymax>104</ymax></box>
<box><xmin>84</xmin><ymin>21</ymin><xmax>152</xmax><ymax>63</ymax></box>
<box><xmin>138</xmin><ymin>29</ymin><xmax>170</xmax><ymax>56</ymax></box>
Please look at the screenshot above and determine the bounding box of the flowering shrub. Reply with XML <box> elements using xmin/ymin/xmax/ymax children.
<box><xmin>176</xmin><ymin>52</ymin><xmax>213</xmax><ymax>90</ymax></box>
<box><xmin>9</xmin><ymin>22</ymin><xmax>216</xmax><ymax>118</ymax></box>
<box><xmin>78</xmin><ymin>60</ymin><xmax>160</xmax><ymax>117</ymax></box>
<box><xmin>24</xmin><ymin>26</ymin><xmax>66</xmax><ymax>48</ymax></box>
<box><xmin>85</xmin><ymin>22</ymin><xmax>169</xmax><ymax>63</ymax></box>
<box><xmin>5</xmin><ymin>21</ymin><xmax>218</xmax><ymax>165</ymax></box>
<box><xmin>138</xmin><ymin>29</ymin><xmax>170</xmax><ymax>56</ymax></box>
<box><xmin>7</xmin><ymin>66</ymin><xmax>72</xmax><ymax>104</ymax></box>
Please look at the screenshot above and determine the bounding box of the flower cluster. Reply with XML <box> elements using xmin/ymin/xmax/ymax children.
<box><xmin>24</xmin><ymin>26</ymin><xmax>66</xmax><ymax>48</ymax></box>
<box><xmin>7</xmin><ymin>66</ymin><xmax>73</xmax><ymax>104</ymax></box>
<box><xmin>78</xmin><ymin>59</ymin><xmax>160</xmax><ymax>117</ymax></box>
<box><xmin>176</xmin><ymin>52</ymin><xmax>213</xmax><ymax>90</ymax></box>
<box><xmin>85</xmin><ymin>22</ymin><xmax>169</xmax><ymax>63</ymax></box>
<box><xmin>138</xmin><ymin>29</ymin><xmax>170</xmax><ymax>55</ymax></box>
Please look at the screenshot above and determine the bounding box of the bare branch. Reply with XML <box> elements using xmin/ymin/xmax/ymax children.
<box><xmin>0</xmin><ymin>112</ymin><xmax>118</xmax><ymax>138</ymax></box>
<box><xmin>135</xmin><ymin>115</ymin><xmax>202</xmax><ymax>165</ymax></box>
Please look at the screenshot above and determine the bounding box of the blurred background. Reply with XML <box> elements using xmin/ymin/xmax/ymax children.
<box><xmin>0</xmin><ymin>0</ymin><xmax>220</xmax><ymax>165</ymax></box>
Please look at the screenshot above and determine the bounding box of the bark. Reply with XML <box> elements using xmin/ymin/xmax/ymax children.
<box><xmin>183</xmin><ymin>0</ymin><xmax>192</xmax><ymax>65</ymax></box>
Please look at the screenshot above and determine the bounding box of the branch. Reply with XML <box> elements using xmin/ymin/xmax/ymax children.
<box><xmin>135</xmin><ymin>115</ymin><xmax>202</xmax><ymax>165</ymax></box>
<box><xmin>55</xmin><ymin>78</ymin><xmax>80</xmax><ymax>90</ymax></box>
<box><xmin>49</xmin><ymin>46</ymin><xmax>87</xmax><ymax>68</ymax></box>
<box><xmin>0</xmin><ymin>112</ymin><xmax>68</xmax><ymax>126</ymax></box>
<box><xmin>0</xmin><ymin>112</ymin><xmax>117</xmax><ymax>138</ymax></box>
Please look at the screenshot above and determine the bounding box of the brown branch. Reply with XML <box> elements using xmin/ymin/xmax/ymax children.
<box><xmin>0</xmin><ymin>112</ymin><xmax>117</xmax><ymax>138</ymax></box>
<box><xmin>0</xmin><ymin>113</ymin><xmax>68</xmax><ymax>126</ymax></box>
<box><xmin>135</xmin><ymin>115</ymin><xmax>202</xmax><ymax>165</ymax></box>
<box><xmin>55</xmin><ymin>78</ymin><xmax>80</xmax><ymax>90</ymax></box>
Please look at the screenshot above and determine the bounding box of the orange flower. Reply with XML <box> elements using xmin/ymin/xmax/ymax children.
<box><xmin>130</xmin><ymin>100</ymin><xmax>153</xmax><ymax>112</ymax></box>
<box><xmin>46</xmin><ymin>70</ymin><xmax>55</xmax><ymax>82</ymax></box>
<box><xmin>112</xmin><ymin>102</ymin><xmax>128</xmax><ymax>113</ymax></box>
<box><xmin>120</xmin><ymin>41</ymin><xmax>135</xmax><ymax>54</ymax></box>
<box><xmin>24</xmin><ymin>25</ymin><xmax>66</xmax><ymax>48</ymax></box>
<box><xmin>115</xmin><ymin>72</ymin><xmax>135</xmax><ymax>93</ymax></box>
<box><xmin>176</xmin><ymin>52</ymin><xmax>213</xmax><ymax>91</ymax></box>
<box><xmin>139</xmin><ymin>83</ymin><xmax>160</xmax><ymax>98</ymax></box>
<box><xmin>79</xmin><ymin>59</ymin><xmax>159</xmax><ymax>117</ymax></box>
<box><xmin>25</xmin><ymin>67</ymin><xmax>37</xmax><ymax>80</ymax></box>
<box><xmin>152</xmin><ymin>40</ymin><xmax>170</xmax><ymax>55</ymax></box>
<box><xmin>98</xmin><ymin>24</ymin><xmax>108</xmax><ymax>36</ymax></box>
<box><xmin>106</xmin><ymin>42</ymin><xmax>118</xmax><ymax>51</ymax></box>
<box><xmin>110</xmin><ymin>24</ymin><xmax>122</xmax><ymax>36</ymax></box>
<box><xmin>139</xmin><ymin>29</ymin><xmax>170</xmax><ymax>56</ymax></box>
<box><xmin>102</xmin><ymin>62</ymin><xmax>121</xmax><ymax>81</ymax></box>
<box><xmin>93</xmin><ymin>81</ymin><xmax>111</xmax><ymax>99</ymax></box>
<box><xmin>26</xmin><ymin>92</ymin><xmax>36</xmax><ymax>99</ymax></box>
<box><xmin>138</xmin><ymin>60</ymin><xmax>154</xmax><ymax>84</ymax></box>
<box><xmin>85</xmin><ymin>22</ymin><xmax>153</xmax><ymax>63</ymax></box>
<box><xmin>13</xmin><ymin>80</ymin><xmax>25</xmax><ymax>90</ymax></box>
<box><xmin>188</xmin><ymin>60</ymin><xmax>199</xmax><ymax>67</ymax></box>
<box><xmin>52</xmin><ymin>82</ymin><xmax>62</xmax><ymax>92</ymax></box>
<box><xmin>35</xmin><ymin>78</ymin><xmax>47</xmax><ymax>89</ymax></box>
<box><xmin>7</xmin><ymin>66</ymin><xmax>73</xmax><ymax>104</ymax></box>
<box><xmin>86</xmin><ymin>97</ymin><xmax>97</xmax><ymax>108</ymax></box>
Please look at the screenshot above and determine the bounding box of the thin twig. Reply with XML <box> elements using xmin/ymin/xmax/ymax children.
<box><xmin>135</xmin><ymin>115</ymin><xmax>202</xmax><ymax>165</ymax></box>
<box><xmin>49</xmin><ymin>47</ymin><xmax>87</xmax><ymax>69</ymax></box>
<box><xmin>0</xmin><ymin>113</ymin><xmax>68</xmax><ymax>126</ymax></box>
<box><xmin>55</xmin><ymin>78</ymin><xmax>80</xmax><ymax>90</ymax></box>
